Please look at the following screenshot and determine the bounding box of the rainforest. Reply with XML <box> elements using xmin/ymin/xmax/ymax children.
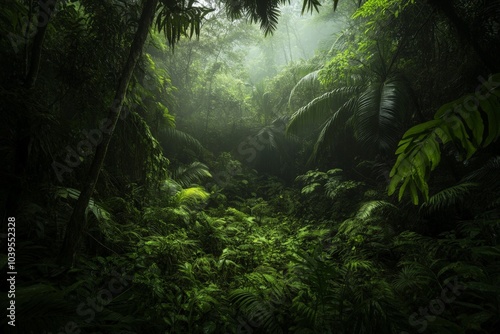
<box><xmin>1</xmin><ymin>0</ymin><xmax>500</xmax><ymax>333</ymax></box>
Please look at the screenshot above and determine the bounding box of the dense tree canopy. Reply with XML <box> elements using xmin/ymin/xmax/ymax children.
<box><xmin>1</xmin><ymin>0</ymin><xmax>499</xmax><ymax>333</ymax></box>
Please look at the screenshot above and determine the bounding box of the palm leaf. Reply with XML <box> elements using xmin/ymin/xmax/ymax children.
<box><xmin>309</xmin><ymin>96</ymin><xmax>358</xmax><ymax>162</ymax></box>
<box><xmin>156</xmin><ymin>1</ymin><xmax>213</xmax><ymax>47</ymax></box>
<box><xmin>172</xmin><ymin>161</ymin><xmax>212</xmax><ymax>188</ymax></box>
<box><xmin>355</xmin><ymin>200</ymin><xmax>399</xmax><ymax>219</ymax></box>
<box><xmin>288</xmin><ymin>70</ymin><xmax>321</xmax><ymax>106</ymax></box>
<box><xmin>287</xmin><ymin>86</ymin><xmax>362</xmax><ymax>136</ymax></box>
<box><xmin>354</xmin><ymin>77</ymin><xmax>412</xmax><ymax>155</ymax></box>
<box><xmin>462</xmin><ymin>156</ymin><xmax>500</xmax><ymax>187</ymax></box>
<box><xmin>159</xmin><ymin>127</ymin><xmax>206</xmax><ymax>153</ymax></box>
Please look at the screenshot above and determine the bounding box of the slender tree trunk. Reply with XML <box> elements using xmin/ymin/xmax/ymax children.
<box><xmin>284</xmin><ymin>20</ymin><xmax>293</xmax><ymax>63</ymax></box>
<box><xmin>25</xmin><ymin>0</ymin><xmax>34</xmax><ymax>77</ymax></box>
<box><xmin>25</xmin><ymin>0</ymin><xmax>58</xmax><ymax>89</ymax></box>
<box><xmin>58</xmin><ymin>0</ymin><xmax>159</xmax><ymax>267</ymax></box>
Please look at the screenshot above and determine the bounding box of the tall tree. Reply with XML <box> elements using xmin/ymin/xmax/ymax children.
<box><xmin>25</xmin><ymin>0</ymin><xmax>58</xmax><ymax>88</ymax></box>
<box><xmin>59</xmin><ymin>0</ymin><xmax>317</xmax><ymax>266</ymax></box>
<box><xmin>58</xmin><ymin>0</ymin><xmax>159</xmax><ymax>266</ymax></box>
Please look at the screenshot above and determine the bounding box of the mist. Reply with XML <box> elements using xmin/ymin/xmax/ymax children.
<box><xmin>1</xmin><ymin>0</ymin><xmax>499</xmax><ymax>333</ymax></box>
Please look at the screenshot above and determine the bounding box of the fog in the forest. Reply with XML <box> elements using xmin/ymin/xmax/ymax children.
<box><xmin>1</xmin><ymin>0</ymin><xmax>499</xmax><ymax>333</ymax></box>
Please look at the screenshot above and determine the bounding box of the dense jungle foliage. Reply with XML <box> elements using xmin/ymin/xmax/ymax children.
<box><xmin>1</xmin><ymin>0</ymin><xmax>500</xmax><ymax>333</ymax></box>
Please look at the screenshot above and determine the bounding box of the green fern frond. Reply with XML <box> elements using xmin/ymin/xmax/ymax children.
<box><xmin>393</xmin><ymin>262</ymin><xmax>433</xmax><ymax>292</ymax></box>
<box><xmin>437</xmin><ymin>262</ymin><xmax>486</xmax><ymax>280</ymax></box>
<box><xmin>355</xmin><ymin>200</ymin><xmax>399</xmax><ymax>219</ymax></box>
<box><xmin>344</xmin><ymin>258</ymin><xmax>376</xmax><ymax>273</ymax></box>
<box><xmin>421</xmin><ymin>182</ymin><xmax>478</xmax><ymax>213</ymax></box>
<box><xmin>176</xmin><ymin>186</ymin><xmax>210</xmax><ymax>206</ymax></box>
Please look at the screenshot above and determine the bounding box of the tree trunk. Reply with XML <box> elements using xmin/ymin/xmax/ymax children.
<box><xmin>58</xmin><ymin>0</ymin><xmax>159</xmax><ymax>267</ymax></box>
<box><xmin>25</xmin><ymin>0</ymin><xmax>58</xmax><ymax>89</ymax></box>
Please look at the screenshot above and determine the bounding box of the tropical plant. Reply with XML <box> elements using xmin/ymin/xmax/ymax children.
<box><xmin>389</xmin><ymin>73</ymin><xmax>500</xmax><ymax>204</ymax></box>
<box><xmin>287</xmin><ymin>71</ymin><xmax>414</xmax><ymax>164</ymax></box>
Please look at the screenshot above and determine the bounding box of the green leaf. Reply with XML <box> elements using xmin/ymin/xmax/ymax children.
<box><xmin>388</xmin><ymin>73</ymin><xmax>500</xmax><ymax>204</ymax></box>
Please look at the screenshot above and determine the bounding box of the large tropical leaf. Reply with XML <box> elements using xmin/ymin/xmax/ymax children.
<box><xmin>389</xmin><ymin>73</ymin><xmax>500</xmax><ymax>204</ymax></box>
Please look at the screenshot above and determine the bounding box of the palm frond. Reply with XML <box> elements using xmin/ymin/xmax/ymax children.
<box><xmin>256</xmin><ymin>126</ymin><xmax>279</xmax><ymax>151</ymax></box>
<box><xmin>172</xmin><ymin>161</ymin><xmax>212</xmax><ymax>188</ymax></box>
<box><xmin>354</xmin><ymin>76</ymin><xmax>412</xmax><ymax>155</ymax></box>
<box><xmin>393</xmin><ymin>262</ymin><xmax>434</xmax><ymax>292</ymax></box>
<box><xmin>159</xmin><ymin>127</ymin><xmax>205</xmax><ymax>153</ymax></box>
<box><xmin>230</xmin><ymin>271</ymin><xmax>287</xmax><ymax>333</ymax></box>
<box><xmin>309</xmin><ymin>96</ymin><xmax>358</xmax><ymax>162</ymax></box>
<box><xmin>156</xmin><ymin>0</ymin><xmax>213</xmax><ymax>47</ymax></box>
<box><xmin>288</xmin><ymin>70</ymin><xmax>321</xmax><ymax>106</ymax></box>
<box><xmin>223</xmin><ymin>0</ymin><xmax>301</xmax><ymax>36</ymax></box>
<box><xmin>287</xmin><ymin>86</ymin><xmax>361</xmax><ymax>136</ymax></box>
<box><xmin>462</xmin><ymin>156</ymin><xmax>500</xmax><ymax>188</ymax></box>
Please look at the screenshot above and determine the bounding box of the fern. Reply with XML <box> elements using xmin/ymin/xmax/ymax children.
<box><xmin>355</xmin><ymin>200</ymin><xmax>399</xmax><ymax>219</ymax></box>
<box><xmin>420</xmin><ymin>182</ymin><xmax>478</xmax><ymax>214</ymax></box>
<box><xmin>176</xmin><ymin>186</ymin><xmax>210</xmax><ymax>206</ymax></box>
<box><xmin>230</xmin><ymin>271</ymin><xmax>289</xmax><ymax>334</ymax></box>
<box><xmin>389</xmin><ymin>73</ymin><xmax>500</xmax><ymax>204</ymax></box>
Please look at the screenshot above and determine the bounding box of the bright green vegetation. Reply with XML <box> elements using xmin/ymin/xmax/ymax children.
<box><xmin>1</xmin><ymin>0</ymin><xmax>499</xmax><ymax>333</ymax></box>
